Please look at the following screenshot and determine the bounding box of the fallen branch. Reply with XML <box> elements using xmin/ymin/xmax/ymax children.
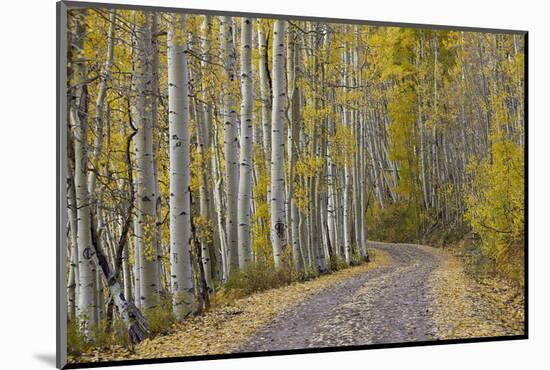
<box><xmin>90</xmin><ymin>210</ymin><xmax>149</xmax><ymax>344</ymax></box>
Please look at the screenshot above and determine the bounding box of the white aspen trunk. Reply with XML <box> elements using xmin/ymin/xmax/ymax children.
<box><xmin>313</xmin><ymin>178</ymin><xmax>326</xmax><ymax>271</ymax></box>
<box><xmin>210</xmin><ymin>105</ymin><xmax>229</xmax><ymax>281</ymax></box>
<box><xmin>420</xmin><ymin>32</ymin><xmax>433</xmax><ymax>210</ymax></box>
<box><xmin>212</xmin><ymin>143</ymin><xmax>229</xmax><ymax>281</ymax></box>
<box><xmin>167</xmin><ymin>14</ymin><xmax>196</xmax><ymax>318</ymax></box>
<box><xmin>317</xmin><ymin>102</ymin><xmax>329</xmax><ymax>265</ymax></box>
<box><xmin>89</xmin><ymin>214</ymin><xmax>149</xmax><ymax>344</ymax></box>
<box><xmin>86</xmin><ymin>12</ymin><xmax>113</xmax><ymax>315</ymax></box>
<box><xmin>326</xmin><ymin>90</ymin><xmax>338</xmax><ymax>257</ymax></box>
<box><xmin>350</xmin><ymin>39</ymin><xmax>361</xmax><ymax>253</ymax></box>
<box><xmin>310</xmin><ymin>28</ymin><xmax>320</xmax><ymax>272</ymax></box>
<box><xmin>237</xmin><ymin>18</ymin><xmax>254</xmax><ymax>268</ymax></box>
<box><xmin>326</xmin><ymin>156</ymin><xmax>337</xmax><ymax>254</ymax></box>
<box><xmin>320</xmin><ymin>194</ymin><xmax>331</xmax><ymax>264</ymax></box>
<box><xmin>431</xmin><ymin>35</ymin><xmax>440</xmax><ymax>214</ymax></box>
<box><xmin>248</xmin><ymin>26</ymin><xmax>262</xmax><ymax>149</ymax></box>
<box><xmin>342</xmin><ymin>46</ymin><xmax>352</xmax><ymax>265</ymax></box>
<box><xmin>220</xmin><ymin>16</ymin><xmax>239</xmax><ymax>272</ymax></box>
<box><xmin>306</xmin><ymin>24</ymin><xmax>327</xmax><ymax>274</ymax></box>
<box><xmin>298</xmin><ymin>201</ymin><xmax>310</xmax><ymax>268</ymax></box>
<box><xmin>97</xmin><ymin>192</ymin><xmax>110</xmax><ymax>322</ymax></box>
<box><xmin>375</xmin><ymin>124</ymin><xmax>388</xmax><ymax>206</ymax></box>
<box><xmin>334</xmin><ymin>169</ymin><xmax>344</xmax><ymax>256</ymax></box>
<box><xmin>133</xmin><ymin>220</ymin><xmax>141</xmax><ymax>309</ymax></box>
<box><xmin>257</xmin><ymin>20</ymin><xmax>272</xmax><ymax>166</ymax></box>
<box><xmin>379</xmin><ymin>110</ymin><xmax>398</xmax><ymax>203</ymax></box>
<box><xmin>352</xmin><ymin>113</ymin><xmax>361</xmax><ymax>255</ymax></box>
<box><xmin>96</xmin><ymin>268</ymin><xmax>105</xmax><ymax>321</ymax></box>
<box><xmin>131</xmin><ymin>29</ymin><xmax>141</xmax><ymax>312</ymax></box>
<box><xmin>88</xmin><ymin>9</ymin><xmax>115</xmax><ymax>197</ymax></box>
<box><xmin>94</xmin><ymin>205</ymin><xmax>105</xmax><ymax>321</ymax></box>
<box><xmin>343</xmin><ymin>159</ymin><xmax>352</xmax><ymax>265</ymax></box>
<box><xmin>132</xmin><ymin>12</ymin><xmax>159</xmax><ymax>310</ymax></box>
<box><xmin>101</xmin><ymin>205</ymin><xmax>116</xmax><ymax>267</ymax></box>
<box><xmin>90</xmin><ymin>257</ymin><xmax>98</xmax><ymax>326</ymax></box>
<box><xmin>74</xmin><ymin>111</ymin><xmax>98</xmax><ymax>330</ymax></box>
<box><xmin>290</xmin><ymin>188</ymin><xmax>302</xmax><ymax>270</ymax></box>
<box><xmin>270</xmin><ymin>20</ymin><xmax>287</xmax><ymax>269</ymax></box>
<box><xmin>354</xmin><ymin>27</ymin><xmax>368</xmax><ymax>261</ymax></box>
<box><xmin>250</xmin><ymin>25</ymin><xmax>263</xmax><ymax>232</ymax></box>
<box><xmin>251</xmin><ymin>28</ymin><xmax>263</xmax><ymax>152</ymax></box>
<box><xmin>198</xmin><ymin>15</ymin><xmax>217</xmax><ymax>286</ymax></box>
<box><xmin>67</xmin><ymin>225</ymin><xmax>77</xmax><ymax>320</ymax></box>
<box><xmin>133</xmin><ymin>217</ymin><xmax>141</xmax><ymax>309</ymax></box>
<box><xmin>365</xmin><ymin>110</ymin><xmax>385</xmax><ymax>208</ymax></box>
<box><xmin>257</xmin><ymin>20</ymin><xmax>273</xmax><ymax>232</ymax></box>
<box><xmin>70</xmin><ymin>10</ymin><xmax>95</xmax><ymax>336</ymax></box>
<box><xmin>286</xmin><ymin>30</ymin><xmax>304</xmax><ymax>272</ymax></box>
<box><xmin>308</xmin><ymin>209</ymin><xmax>315</xmax><ymax>270</ymax></box>
<box><xmin>150</xmin><ymin>13</ymin><xmax>165</xmax><ymax>293</ymax></box>
<box><xmin>110</xmin><ymin>278</ymin><xmax>147</xmax><ymax>342</ymax></box>
<box><xmin>152</xmin><ymin>156</ymin><xmax>165</xmax><ymax>291</ymax></box>
<box><xmin>358</xmin><ymin>112</ymin><xmax>369</xmax><ymax>260</ymax></box>
<box><xmin>122</xmin><ymin>234</ymin><xmax>132</xmax><ymax>302</ymax></box>
<box><xmin>67</xmin><ymin>141</ymin><xmax>79</xmax><ymax>320</ymax></box>
<box><xmin>297</xmin><ymin>111</ymin><xmax>309</xmax><ymax>269</ymax></box>
<box><xmin>318</xmin><ymin>28</ymin><xmax>329</xmax><ymax>272</ymax></box>
<box><xmin>194</xmin><ymin>100</ymin><xmax>214</xmax><ymax>290</ymax></box>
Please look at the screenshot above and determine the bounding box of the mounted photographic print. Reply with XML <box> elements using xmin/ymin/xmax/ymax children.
<box><xmin>56</xmin><ymin>1</ymin><xmax>527</xmax><ymax>368</ymax></box>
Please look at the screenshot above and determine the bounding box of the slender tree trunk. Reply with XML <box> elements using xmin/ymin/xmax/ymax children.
<box><xmin>212</xmin><ymin>142</ymin><xmax>229</xmax><ymax>281</ymax></box>
<box><xmin>133</xmin><ymin>220</ymin><xmax>141</xmax><ymax>309</ymax></box>
<box><xmin>96</xmin><ymin>268</ymin><xmax>105</xmax><ymax>321</ymax></box>
<box><xmin>132</xmin><ymin>11</ymin><xmax>159</xmax><ymax>310</ymax></box>
<box><xmin>220</xmin><ymin>16</ymin><xmax>239</xmax><ymax>273</ymax></box>
<box><xmin>257</xmin><ymin>20</ymin><xmax>272</xmax><ymax>167</ymax></box>
<box><xmin>150</xmin><ymin>13</ymin><xmax>165</xmax><ymax>294</ymax></box>
<box><xmin>286</xmin><ymin>29</ymin><xmax>304</xmax><ymax>272</ymax></box>
<box><xmin>270</xmin><ymin>20</ymin><xmax>287</xmax><ymax>269</ymax></box>
<box><xmin>194</xmin><ymin>100</ymin><xmax>214</xmax><ymax>290</ymax></box>
<box><xmin>167</xmin><ymin>14</ymin><xmax>196</xmax><ymax>318</ymax></box>
<box><xmin>88</xmin><ymin>9</ymin><xmax>115</xmax><ymax>196</ymax></box>
<box><xmin>343</xmin><ymin>161</ymin><xmax>352</xmax><ymax>264</ymax></box>
<box><xmin>90</xmin><ymin>213</ymin><xmax>149</xmax><ymax>344</ymax></box>
<box><xmin>342</xmin><ymin>47</ymin><xmax>352</xmax><ymax>265</ymax></box>
<box><xmin>353</xmin><ymin>27</ymin><xmax>368</xmax><ymax>261</ymax></box>
<box><xmin>67</xmin><ymin>130</ymin><xmax>79</xmax><ymax>320</ymax></box>
<box><xmin>358</xmin><ymin>112</ymin><xmax>369</xmax><ymax>260</ymax></box>
<box><xmin>69</xmin><ymin>9</ymin><xmax>96</xmax><ymax>336</ymax></box>
<box><xmin>198</xmin><ymin>15</ymin><xmax>218</xmax><ymax>287</ymax></box>
<box><xmin>122</xmin><ymin>233</ymin><xmax>132</xmax><ymax>303</ymax></box>
<box><xmin>237</xmin><ymin>18</ymin><xmax>254</xmax><ymax>268</ymax></box>
<box><xmin>327</xmin><ymin>88</ymin><xmax>338</xmax><ymax>258</ymax></box>
<box><xmin>352</xmin><ymin>111</ymin><xmax>361</xmax><ymax>257</ymax></box>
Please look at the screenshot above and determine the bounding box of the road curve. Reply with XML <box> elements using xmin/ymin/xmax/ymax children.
<box><xmin>235</xmin><ymin>242</ymin><xmax>440</xmax><ymax>352</ymax></box>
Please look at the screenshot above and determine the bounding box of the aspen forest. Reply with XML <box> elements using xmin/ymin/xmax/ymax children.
<box><xmin>64</xmin><ymin>6</ymin><xmax>525</xmax><ymax>364</ymax></box>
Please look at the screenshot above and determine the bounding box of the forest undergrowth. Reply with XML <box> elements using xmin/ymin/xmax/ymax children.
<box><xmin>69</xmin><ymin>250</ymin><xmax>387</xmax><ymax>362</ymax></box>
<box><xmin>430</xmin><ymin>246</ymin><xmax>524</xmax><ymax>339</ymax></box>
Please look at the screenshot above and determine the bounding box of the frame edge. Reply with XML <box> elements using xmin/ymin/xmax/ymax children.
<box><xmin>57</xmin><ymin>1</ymin><xmax>69</xmax><ymax>369</ymax></box>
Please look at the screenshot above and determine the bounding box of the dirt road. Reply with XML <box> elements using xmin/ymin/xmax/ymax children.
<box><xmin>236</xmin><ymin>242</ymin><xmax>439</xmax><ymax>351</ymax></box>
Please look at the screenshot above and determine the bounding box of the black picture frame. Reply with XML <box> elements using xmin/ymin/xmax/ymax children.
<box><xmin>56</xmin><ymin>1</ymin><xmax>528</xmax><ymax>368</ymax></box>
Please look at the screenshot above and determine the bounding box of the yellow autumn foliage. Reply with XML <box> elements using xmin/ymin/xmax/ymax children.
<box><xmin>465</xmin><ymin>137</ymin><xmax>524</xmax><ymax>285</ymax></box>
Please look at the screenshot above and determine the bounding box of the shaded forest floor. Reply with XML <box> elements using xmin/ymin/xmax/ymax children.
<box><xmin>70</xmin><ymin>242</ymin><xmax>524</xmax><ymax>364</ymax></box>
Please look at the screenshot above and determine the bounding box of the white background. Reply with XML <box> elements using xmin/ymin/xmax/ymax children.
<box><xmin>1</xmin><ymin>0</ymin><xmax>546</xmax><ymax>368</ymax></box>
